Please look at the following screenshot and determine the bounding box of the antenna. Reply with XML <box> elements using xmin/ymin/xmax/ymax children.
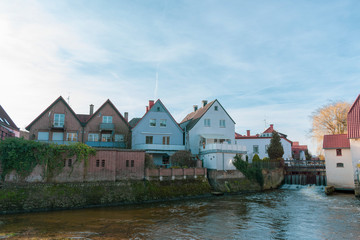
<box><xmin>67</xmin><ymin>92</ymin><xmax>71</xmax><ymax>105</ymax></box>
<box><xmin>264</xmin><ymin>115</ymin><xmax>267</xmax><ymax>129</ymax></box>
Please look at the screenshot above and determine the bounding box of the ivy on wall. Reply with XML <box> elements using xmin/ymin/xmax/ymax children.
<box><xmin>0</xmin><ymin>138</ymin><xmax>96</xmax><ymax>180</ymax></box>
<box><xmin>232</xmin><ymin>154</ymin><xmax>264</xmax><ymax>188</ymax></box>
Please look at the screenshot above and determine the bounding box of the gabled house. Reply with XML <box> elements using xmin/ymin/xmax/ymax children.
<box><xmin>348</xmin><ymin>94</ymin><xmax>360</xmax><ymax>188</ymax></box>
<box><xmin>235</xmin><ymin>124</ymin><xmax>292</xmax><ymax>161</ymax></box>
<box><xmin>82</xmin><ymin>100</ymin><xmax>131</xmax><ymax>148</ymax></box>
<box><xmin>180</xmin><ymin>100</ymin><xmax>246</xmax><ymax>170</ymax></box>
<box><xmin>26</xmin><ymin>96</ymin><xmax>131</xmax><ymax>148</ymax></box>
<box><xmin>26</xmin><ymin>96</ymin><xmax>84</xmax><ymax>144</ymax></box>
<box><xmin>0</xmin><ymin>105</ymin><xmax>20</xmax><ymax>139</ymax></box>
<box><xmin>131</xmin><ymin>100</ymin><xmax>184</xmax><ymax>167</ymax></box>
<box><xmin>292</xmin><ymin>142</ymin><xmax>308</xmax><ymax>160</ymax></box>
<box><xmin>323</xmin><ymin>134</ymin><xmax>354</xmax><ymax>190</ymax></box>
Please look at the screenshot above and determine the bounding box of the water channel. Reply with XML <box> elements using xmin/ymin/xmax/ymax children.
<box><xmin>1</xmin><ymin>185</ymin><xmax>360</xmax><ymax>239</ymax></box>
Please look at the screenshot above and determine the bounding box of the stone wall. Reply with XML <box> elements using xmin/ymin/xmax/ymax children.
<box><xmin>0</xmin><ymin>178</ymin><xmax>211</xmax><ymax>214</ymax></box>
<box><xmin>145</xmin><ymin>167</ymin><xmax>207</xmax><ymax>181</ymax></box>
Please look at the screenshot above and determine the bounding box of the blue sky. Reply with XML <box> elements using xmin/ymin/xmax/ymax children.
<box><xmin>1</xmin><ymin>0</ymin><xmax>360</xmax><ymax>154</ymax></box>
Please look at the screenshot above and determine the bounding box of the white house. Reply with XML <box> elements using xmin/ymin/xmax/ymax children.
<box><xmin>348</xmin><ymin>94</ymin><xmax>360</xmax><ymax>187</ymax></box>
<box><xmin>180</xmin><ymin>100</ymin><xmax>246</xmax><ymax>170</ymax></box>
<box><xmin>323</xmin><ymin>134</ymin><xmax>354</xmax><ymax>190</ymax></box>
<box><xmin>130</xmin><ymin>100</ymin><xmax>185</xmax><ymax>167</ymax></box>
<box><xmin>235</xmin><ymin>124</ymin><xmax>292</xmax><ymax>161</ymax></box>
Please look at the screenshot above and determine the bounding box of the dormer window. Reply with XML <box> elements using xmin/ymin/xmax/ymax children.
<box><xmin>54</xmin><ymin>114</ymin><xmax>65</xmax><ymax>127</ymax></box>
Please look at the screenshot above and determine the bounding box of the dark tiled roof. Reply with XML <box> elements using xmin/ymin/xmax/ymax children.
<box><xmin>323</xmin><ymin>134</ymin><xmax>350</xmax><ymax>149</ymax></box>
<box><xmin>348</xmin><ymin>94</ymin><xmax>360</xmax><ymax>139</ymax></box>
<box><xmin>0</xmin><ymin>105</ymin><xmax>19</xmax><ymax>130</ymax></box>
<box><xmin>129</xmin><ymin>118</ymin><xmax>141</xmax><ymax>128</ymax></box>
<box><xmin>180</xmin><ymin>100</ymin><xmax>216</xmax><ymax>131</ymax></box>
<box><xmin>76</xmin><ymin>114</ymin><xmax>92</xmax><ymax>123</ymax></box>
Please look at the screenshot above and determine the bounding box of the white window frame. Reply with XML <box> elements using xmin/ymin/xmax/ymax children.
<box><xmin>219</xmin><ymin>120</ymin><xmax>225</xmax><ymax>128</ymax></box>
<box><xmin>52</xmin><ymin>132</ymin><xmax>64</xmax><ymax>141</ymax></box>
<box><xmin>101</xmin><ymin>134</ymin><xmax>111</xmax><ymax>142</ymax></box>
<box><xmin>204</xmin><ymin>119</ymin><xmax>211</xmax><ymax>127</ymax></box>
<box><xmin>162</xmin><ymin>136</ymin><xmax>170</xmax><ymax>145</ymax></box>
<box><xmin>54</xmin><ymin>114</ymin><xmax>65</xmax><ymax>127</ymax></box>
<box><xmin>149</xmin><ymin>119</ymin><xmax>156</xmax><ymax>127</ymax></box>
<box><xmin>253</xmin><ymin>145</ymin><xmax>259</xmax><ymax>154</ymax></box>
<box><xmin>146</xmin><ymin>136</ymin><xmax>153</xmax><ymax>144</ymax></box>
<box><xmin>102</xmin><ymin>116</ymin><xmax>112</xmax><ymax>123</ymax></box>
<box><xmin>38</xmin><ymin>132</ymin><xmax>49</xmax><ymax>141</ymax></box>
<box><xmin>88</xmin><ymin>133</ymin><xmax>99</xmax><ymax>142</ymax></box>
<box><xmin>160</xmin><ymin>119</ymin><xmax>167</xmax><ymax>128</ymax></box>
<box><xmin>66</xmin><ymin>133</ymin><xmax>78</xmax><ymax>142</ymax></box>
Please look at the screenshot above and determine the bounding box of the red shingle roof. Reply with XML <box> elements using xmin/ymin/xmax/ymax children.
<box><xmin>348</xmin><ymin>94</ymin><xmax>360</xmax><ymax>139</ymax></box>
<box><xmin>263</xmin><ymin>124</ymin><xmax>274</xmax><ymax>133</ymax></box>
<box><xmin>323</xmin><ymin>134</ymin><xmax>350</xmax><ymax>149</ymax></box>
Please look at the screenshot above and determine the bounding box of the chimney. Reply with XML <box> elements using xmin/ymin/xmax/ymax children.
<box><xmin>193</xmin><ymin>105</ymin><xmax>198</xmax><ymax>112</ymax></box>
<box><xmin>247</xmin><ymin>130</ymin><xmax>250</xmax><ymax>136</ymax></box>
<box><xmin>202</xmin><ymin>100</ymin><xmax>208</xmax><ymax>107</ymax></box>
<box><xmin>146</xmin><ymin>106</ymin><xmax>149</xmax><ymax>113</ymax></box>
<box><xmin>124</xmin><ymin>112</ymin><xmax>128</xmax><ymax>121</ymax></box>
<box><xmin>270</xmin><ymin>124</ymin><xmax>274</xmax><ymax>128</ymax></box>
<box><xmin>90</xmin><ymin>104</ymin><xmax>94</xmax><ymax>115</ymax></box>
<box><xmin>149</xmin><ymin>100</ymin><xmax>155</xmax><ymax>109</ymax></box>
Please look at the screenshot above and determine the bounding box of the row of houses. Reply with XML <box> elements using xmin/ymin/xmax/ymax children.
<box><xmin>323</xmin><ymin>94</ymin><xmax>360</xmax><ymax>191</ymax></box>
<box><xmin>2</xmin><ymin>97</ymin><xmax>304</xmax><ymax>170</ymax></box>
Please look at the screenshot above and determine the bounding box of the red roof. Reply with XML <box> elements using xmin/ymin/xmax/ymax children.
<box><xmin>323</xmin><ymin>134</ymin><xmax>350</xmax><ymax>149</ymax></box>
<box><xmin>263</xmin><ymin>124</ymin><xmax>274</xmax><ymax>133</ymax></box>
<box><xmin>348</xmin><ymin>94</ymin><xmax>360</xmax><ymax>139</ymax></box>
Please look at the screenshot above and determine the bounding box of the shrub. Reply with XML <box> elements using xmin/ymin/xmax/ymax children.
<box><xmin>170</xmin><ymin>150</ymin><xmax>195</xmax><ymax>167</ymax></box>
<box><xmin>233</xmin><ymin>154</ymin><xmax>264</xmax><ymax>187</ymax></box>
<box><xmin>145</xmin><ymin>154</ymin><xmax>156</xmax><ymax>169</ymax></box>
<box><xmin>252</xmin><ymin>154</ymin><xmax>261</xmax><ymax>162</ymax></box>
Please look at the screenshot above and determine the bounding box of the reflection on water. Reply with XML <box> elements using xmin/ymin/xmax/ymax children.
<box><xmin>1</xmin><ymin>185</ymin><xmax>360</xmax><ymax>239</ymax></box>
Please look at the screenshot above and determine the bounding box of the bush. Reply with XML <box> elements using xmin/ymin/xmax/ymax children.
<box><xmin>145</xmin><ymin>154</ymin><xmax>156</xmax><ymax>169</ymax></box>
<box><xmin>252</xmin><ymin>154</ymin><xmax>261</xmax><ymax>162</ymax></box>
<box><xmin>170</xmin><ymin>150</ymin><xmax>195</xmax><ymax>167</ymax></box>
<box><xmin>233</xmin><ymin>154</ymin><xmax>264</xmax><ymax>187</ymax></box>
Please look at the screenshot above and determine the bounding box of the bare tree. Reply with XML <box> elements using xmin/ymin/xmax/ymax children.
<box><xmin>310</xmin><ymin>101</ymin><xmax>351</xmax><ymax>153</ymax></box>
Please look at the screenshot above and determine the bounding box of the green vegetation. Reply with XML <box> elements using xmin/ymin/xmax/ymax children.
<box><xmin>170</xmin><ymin>150</ymin><xmax>196</xmax><ymax>168</ymax></box>
<box><xmin>233</xmin><ymin>154</ymin><xmax>264</xmax><ymax>188</ymax></box>
<box><xmin>0</xmin><ymin>138</ymin><xmax>96</xmax><ymax>180</ymax></box>
<box><xmin>252</xmin><ymin>154</ymin><xmax>261</xmax><ymax>162</ymax></box>
<box><xmin>267</xmin><ymin>131</ymin><xmax>284</xmax><ymax>160</ymax></box>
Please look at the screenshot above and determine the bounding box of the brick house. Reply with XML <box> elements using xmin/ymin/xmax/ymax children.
<box><xmin>26</xmin><ymin>96</ymin><xmax>131</xmax><ymax>148</ymax></box>
<box><xmin>0</xmin><ymin>105</ymin><xmax>20</xmax><ymax>139</ymax></box>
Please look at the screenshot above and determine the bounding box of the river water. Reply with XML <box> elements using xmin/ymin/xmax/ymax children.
<box><xmin>1</xmin><ymin>185</ymin><xmax>360</xmax><ymax>239</ymax></box>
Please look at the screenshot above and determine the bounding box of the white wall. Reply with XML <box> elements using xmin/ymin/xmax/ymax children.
<box><xmin>350</xmin><ymin>139</ymin><xmax>360</xmax><ymax>182</ymax></box>
<box><xmin>235</xmin><ymin>138</ymin><xmax>292</xmax><ymax>161</ymax></box>
<box><xmin>201</xmin><ymin>152</ymin><xmax>237</xmax><ymax>170</ymax></box>
<box><xmin>324</xmin><ymin>148</ymin><xmax>354</xmax><ymax>190</ymax></box>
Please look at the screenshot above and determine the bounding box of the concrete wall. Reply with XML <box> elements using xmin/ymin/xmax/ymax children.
<box><xmin>146</xmin><ymin>167</ymin><xmax>207</xmax><ymax>181</ymax></box>
<box><xmin>201</xmin><ymin>152</ymin><xmax>237</xmax><ymax>170</ymax></box>
<box><xmin>324</xmin><ymin>148</ymin><xmax>354</xmax><ymax>190</ymax></box>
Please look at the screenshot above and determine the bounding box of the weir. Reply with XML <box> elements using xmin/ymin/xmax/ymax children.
<box><xmin>284</xmin><ymin>160</ymin><xmax>326</xmax><ymax>186</ymax></box>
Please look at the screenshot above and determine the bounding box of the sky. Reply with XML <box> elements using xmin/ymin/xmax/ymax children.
<box><xmin>1</xmin><ymin>0</ymin><xmax>360</xmax><ymax>155</ymax></box>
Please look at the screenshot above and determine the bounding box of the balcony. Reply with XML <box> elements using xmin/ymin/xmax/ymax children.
<box><xmin>85</xmin><ymin>141</ymin><xmax>126</xmax><ymax>148</ymax></box>
<box><xmin>100</xmin><ymin>123</ymin><xmax>115</xmax><ymax>131</ymax></box>
<box><xmin>37</xmin><ymin>140</ymin><xmax>75</xmax><ymax>145</ymax></box>
<box><xmin>199</xmin><ymin>143</ymin><xmax>246</xmax><ymax>154</ymax></box>
<box><xmin>51</xmin><ymin>123</ymin><xmax>65</xmax><ymax>130</ymax></box>
<box><xmin>133</xmin><ymin>144</ymin><xmax>185</xmax><ymax>152</ymax></box>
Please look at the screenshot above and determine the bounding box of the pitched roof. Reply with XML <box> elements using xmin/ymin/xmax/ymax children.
<box><xmin>25</xmin><ymin>96</ymin><xmax>83</xmax><ymax>131</ymax></box>
<box><xmin>129</xmin><ymin>118</ymin><xmax>141</xmax><ymax>128</ymax></box>
<box><xmin>180</xmin><ymin>100</ymin><xmax>235</xmax><ymax>131</ymax></box>
<box><xmin>0</xmin><ymin>105</ymin><xmax>19</xmax><ymax>131</ymax></box>
<box><xmin>323</xmin><ymin>134</ymin><xmax>350</xmax><ymax>149</ymax></box>
<box><xmin>263</xmin><ymin>124</ymin><xmax>274</xmax><ymax>133</ymax></box>
<box><xmin>131</xmin><ymin>99</ymin><xmax>183</xmax><ymax>131</ymax></box>
<box><xmin>348</xmin><ymin>94</ymin><xmax>360</xmax><ymax>139</ymax></box>
<box><xmin>76</xmin><ymin>114</ymin><xmax>92</xmax><ymax>123</ymax></box>
<box><xmin>86</xmin><ymin>99</ymin><xmax>130</xmax><ymax>129</ymax></box>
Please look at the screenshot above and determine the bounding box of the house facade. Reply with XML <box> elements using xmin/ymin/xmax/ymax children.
<box><xmin>235</xmin><ymin>124</ymin><xmax>292</xmax><ymax>161</ymax></box>
<box><xmin>131</xmin><ymin>100</ymin><xmax>184</xmax><ymax>167</ymax></box>
<box><xmin>323</xmin><ymin>134</ymin><xmax>354</xmax><ymax>190</ymax></box>
<box><xmin>292</xmin><ymin>142</ymin><xmax>308</xmax><ymax>160</ymax></box>
<box><xmin>348</xmin><ymin>94</ymin><xmax>360</xmax><ymax>188</ymax></box>
<box><xmin>0</xmin><ymin>105</ymin><xmax>20</xmax><ymax>139</ymax></box>
<box><xmin>180</xmin><ymin>100</ymin><xmax>246</xmax><ymax>170</ymax></box>
<box><xmin>26</xmin><ymin>96</ymin><xmax>131</xmax><ymax>148</ymax></box>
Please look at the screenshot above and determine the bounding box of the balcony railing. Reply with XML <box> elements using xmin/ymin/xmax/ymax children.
<box><xmin>37</xmin><ymin>140</ymin><xmax>75</xmax><ymax>145</ymax></box>
<box><xmin>85</xmin><ymin>141</ymin><xmax>126</xmax><ymax>148</ymax></box>
<box><xmin>100</xmin><ymin>123</ymin><xmax>115</xmax><ymax>131</ymax></box>
<box><xmin>200</xmin><ymin>143</ymin><xmax>246</xmax><ymax>153</ymax></box>
<box><xmin>133</xmin><ymin>144</ymin><xmax>185</xmax><ymax>151</ymax></box>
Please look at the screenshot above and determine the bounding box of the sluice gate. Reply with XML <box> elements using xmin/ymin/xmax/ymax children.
<box><xmin>284</xmin><ymin>160</ymin><xmax>326</xmax><ymax>186</ymax></box>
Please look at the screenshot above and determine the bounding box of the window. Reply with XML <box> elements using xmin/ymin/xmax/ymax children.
<box><xmin>146</xmin><ymin>136</ymin><xmax>153</xmax><ymax>144</ymax></box>
<box><xmin>337</xmin><ymin>163</ymin><xmax>344</xmax><ymax>168</ymax></box>
<box><xmin>214</xmin><ymin>106</ymin><xmax>218</xmax><ymax>111</ymax></box>
<box><xmin>150</xmin><ymin>119</ymin><xmax>156</xmax><ymax>127</ymax></box>
<box><xmin>96</xmin><ymin>159</ymin><xmax>100</xmax><ymax>167</ymax></box>
<box><xmin>126</xmin><ymin>160</ymin><xmax>129</xmax><ymax>167</ymax></box>
<box><xmin>157</xmin><ymin>107</ymin><xmax>161</xmax><ymax>112</ymax></box>
<box><xmin>162</xmin><ymin>155</ymin><xmax>170</xmax><ymax>165</ymax></box>
<box><xmin>265</xmin><ymin>145</ymin><xmax>269</xmax><ymax>153</ymax></box>
<box><xmin>38</xmin><ymin>132</ymin><xmax>49</xmax><ymax>141</ymax></box>
<box><xmin>101</xmin><ymin>160</ymin><xmax>105</xmax><ymax>167</ymax></box>
<box><xmin>88</xmin><ymin>133</ymin><xmax>99</xmax><ymax>142</ymax></box>
<box><xmin>204</xmin><ymin>119</ymin><xmax>211</xmax><ymax>127</ymax></box>
<box><xmin>336</xmin><ymin>149</ymin><xmax>342</xmax><ymax>156</ymax></box>
<box><xmin>163</xmin><ymin>136</ymin><xmax>170</xmax><ymax>145</ymax></box>
<box><xmin>101</xmin><ymin>134</ymin><xmax>111</xmax><ymax>142</ymax></box>
<box><xmin>115</xmin><ymin>134</ymin><xmax>124</xmax><ymax>142</ymax></box>
<box><xmin>54</xmin><ymin>114</ymin><xmax>65</xmax><ymax>127</ymax></box>
<box><xmin>253</xmin><ymin>145</ymin><xmax>259</xmax><ymax>154</ymax></box>
<box><xmin>219</xmin><ymin>120</ymin><xmax>225</xmax><ymax>128</ymax></box>
<box><xmin>66</xmin><ymin>133</ymin><xmax>77</xmax><ymax>141</ymax></box>
<box><xmin>131</xmin><ymin>160</ymin><xmax>134</xmax><ymax>167</ymax></box>
<box><xmin>102</xmin><ymin>116</ymin><xmax>112</xmax><ymax>123</ymax></box>
<box><xmin>160</xmin><ymin>119</ymin><xmax>167</xmax><ymax>127</ymax></box>
<box><xmin>52</xmin><ymin>132</ymin><xmax>64</xmax><ymax>141</ymax></box>
<box><xmin>68</xmin><ymin>159</ymin><xmax>72</xmax><ymax>167</ymax></box>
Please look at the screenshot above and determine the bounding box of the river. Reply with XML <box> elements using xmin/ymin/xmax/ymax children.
<box><xmin>0</xmin><ymin>185</ymin><xmax>360</xmax><ymax>239</ymax></box>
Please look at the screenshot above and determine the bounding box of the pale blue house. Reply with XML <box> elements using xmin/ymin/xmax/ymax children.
<box><xmin>130</xmin><ymin>100</ymin><xmax>185</xmax><ymax>167</ymax></box>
